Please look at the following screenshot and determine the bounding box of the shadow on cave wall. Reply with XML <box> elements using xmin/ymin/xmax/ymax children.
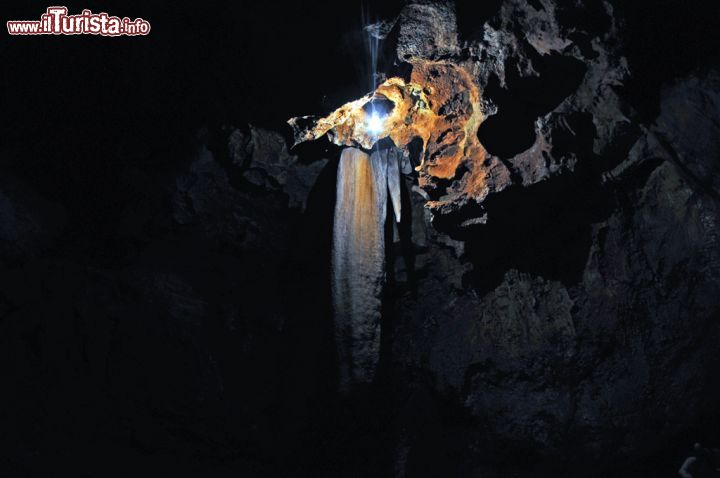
<box><xmin>477</xmin><ymin>51</ymin><xmax>587</xmax><ymax>160</ymax></box>
<box><xmin>440</xmin><ymin>56</ymin><xmax>612</xmax><ymax>295</ymax></box>
<box><xmin>460</xmin><ymin>171</ymin><xmax>613</xmax><ymax>295</ymax></box>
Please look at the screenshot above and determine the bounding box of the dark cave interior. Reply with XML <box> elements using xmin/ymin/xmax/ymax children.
<box><xmin>2</xmin><ymin>1</ymin><xmax>720</xmax><ymax>477</ymax></box>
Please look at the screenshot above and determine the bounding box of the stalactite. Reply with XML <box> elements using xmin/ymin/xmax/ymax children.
<box><xmin>332</xmin><ymin>146</ymin><xmax>401</xmax><ymax>390</ymax></box>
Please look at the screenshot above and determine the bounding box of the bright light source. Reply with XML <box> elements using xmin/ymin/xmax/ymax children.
<box><xmin>366</xmin><ymin>111</ymin><xmax>386</xmax><ymax>136</ymax></box>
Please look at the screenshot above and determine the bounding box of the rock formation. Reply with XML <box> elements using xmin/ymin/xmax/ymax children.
<box><xmin>287</xmin><ymin>0</ymin><xmax>720</xmax><ymax>473</ymax></box>
<box><xmin>3</xmin><ymin>0</ymin><xmax>719</xmax><ymax>476</ymax></box>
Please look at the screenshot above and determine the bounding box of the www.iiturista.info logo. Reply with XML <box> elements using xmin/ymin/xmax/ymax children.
<box><xmin>7</xmin><ymin>6</ymin><xmax>151</xmax><ymax>36</ymax></box>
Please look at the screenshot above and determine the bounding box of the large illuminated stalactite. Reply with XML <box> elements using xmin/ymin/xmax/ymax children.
<box><xmin>332</xmin><ymin>147</ymin><xmax>402</xmax><ymax>389</ymax></box>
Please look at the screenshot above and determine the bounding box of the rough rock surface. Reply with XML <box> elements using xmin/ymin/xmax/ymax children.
<box><xmin>290</xmin><ymin>0</ymin><xmax>632</xmax><ymax>233</ymax></box>
<box><xmin>3</xmin><ymin>0</ymin><xmax>719</xmax><ymax>477</ymax></box>
<box><xmin>387</xmin><ymin>71</ymin><xmax>720</xmax><ymax>475</ymax></box>
<box><xmin>428</xmin><ymin>0</ymin><xmax>631</xmax><ymax>226</ymax></box>
<box><xmin>397</xmin><ymin>0</ymin><xmax>460</xmax><ymax>61</ymax></box>
<box><xmin>284</xmin><ymin>1</ymin><xmax>719</xmax><ymax>473</ymax></box>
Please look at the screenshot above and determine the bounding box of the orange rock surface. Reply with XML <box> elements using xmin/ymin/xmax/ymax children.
<box><xmin>288</xmin><ymin>60</ymin><xmax>491</xmax><ymax>206</ymax></box>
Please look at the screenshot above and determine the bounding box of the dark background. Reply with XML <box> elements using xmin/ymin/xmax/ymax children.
<box><xmin>2</xmin><ymin>1</ymin><xmax>719</xmax><ymax>477</ymax></box>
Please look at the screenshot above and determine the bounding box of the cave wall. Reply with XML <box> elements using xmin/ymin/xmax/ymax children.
<box><xmin>388</xmin><ymin>72</ymin><xmax>720</xmax><ymax>475</ymax></box>
<box><xmin>1</xmin><ymin>0</ymin><xmax>719</xmax><ymax>477</ymax></box>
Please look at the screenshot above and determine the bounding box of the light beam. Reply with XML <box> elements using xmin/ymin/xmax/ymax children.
<box><xmin>366</xmin><ymin>111</ymin><xmax>385</xmax><ymax>136</ymax></box>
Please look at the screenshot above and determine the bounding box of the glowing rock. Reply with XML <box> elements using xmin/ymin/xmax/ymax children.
<box><xmin>288</xmin><ymin>60</ymin><xmax>494</xmax><ymax>213</ymax></box>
